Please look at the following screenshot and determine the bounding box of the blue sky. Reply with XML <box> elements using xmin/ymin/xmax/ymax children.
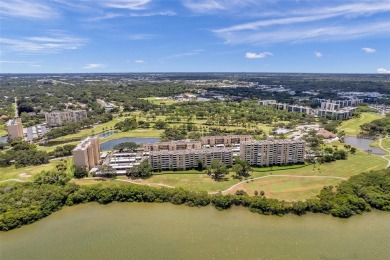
<box><xmin>0</xmin><ymin>0</ymin><xmax>389</xmax><ymax>73</ymax></box>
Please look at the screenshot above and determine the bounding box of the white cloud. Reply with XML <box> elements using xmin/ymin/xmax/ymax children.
<box><xmin>245</xmin><ymin>52</ymin><xmax>273</xmax><ymax>59</ymax></box>
<box><xmin>0</xmin><ymin>0</ymin><xmax>58</xmax><ymax>19</ymax></box>
<box><xmin>128</xmin><ymin>34</ymin><xmax>155</xmax><ymax>40</ymax></box>
<box><xmin>213</xmin><ymin>2</ymin><xmax>390</xmax><ymax>45</ymax></box>
<box><xmin>183</xmin><ymin>0</ymin><xmax>225</xmax><ymax>13</ymax></box>
<box><xmin>314</xmin><ymin>51</ymin><xmax>323</xmax><ymax>58</ymax></box>
<box><xmin>100</xmin><ymin>0</ymin><xmax>151</xmax><ymax>10</ymax></box>
<box><xmin>166</xmin><ymin>49</ymin><xmax>204</xmax><ymax>59</ymax></box>
<box><xmin>183</xmin><ymin>0</ymin><xmax>263</xmax><ymax>14</ymax></box>
<box><xmin>83</xmin><ymin>63</ymin><xmax>106</xmax><ymax>69</ymax></box>
<box><xmin>0</xmin><ymin>32</ymin><xmax>86</xmax><ymax>54</ymax></box>
<box><xmin>215</xmin><ymin>22</ymin><xmax>390</xmax><ymax>45</ymax></box>
<box><xmin>128</xmin><ymin>10</ymin><xmax>176</xmax><ymax>17</ymax></box>
<box><xmin>135</xmin><ymin>59</ymin><xmax>144</xmax><ymax>63</ymax></box>
<box><xmin>377</xmin><ymin>68</ymin><xmax>390</xmax><ymax>74</ymax></box>
<box><xmin>362</xmin><ymin>47</ymin><xmax>376</xmax><ymax>53</ymax></box>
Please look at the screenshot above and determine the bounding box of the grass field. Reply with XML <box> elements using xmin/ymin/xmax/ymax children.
<box><xmin>339</xmin><ymin>112</ymin><xmax>383</xmax><ymax>136</ymax></box>
<box><xmin>0</xmin><ymin>123</ymin><xmax>7</xmax><ymax>137</ymax></box>
<box><xmin>227</xmin><ymin>176</ymin><xmax>343</xmax><ymax>201</ymax></box>
<box><xmin>0</xmin><ymin>158</ymin><xmax>73</xmax><ymax>182</ymax></box>
<box><xmin>370</xmin><ymin>138</ymin><xmax>390</xmax><ymax>150</ymax></box>
<box><xmin>142</xmin><ymin>97</ymin><xmax>179</xmax><ymax>105</ymax></box>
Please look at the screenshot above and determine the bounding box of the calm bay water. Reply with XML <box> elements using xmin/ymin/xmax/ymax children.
<box><xmin>1</xmin><ymin>203</ymin><xmax>389</xmax><ymax>260</ymax></box>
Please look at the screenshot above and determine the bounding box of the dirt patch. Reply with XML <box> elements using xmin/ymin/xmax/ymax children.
<box><xmin>19</xmin><ymin>173</ymin><xmax>31</xmax><ymax>178</ymax></box>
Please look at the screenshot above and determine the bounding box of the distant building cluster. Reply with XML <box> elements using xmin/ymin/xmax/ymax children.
<box><xmin>45</xmin><ymin>110</ymin><xmax>88</xmax><ymax>126</ymax></box>
<box><xmin>259</xmin><ymin>98</ymin><xmax>362</xmax><ymax>120</ymax></box>
<box><xmin>6</xmin><ymin>118</ymin><xmax>24</xmax><ymax>141</ymax></box>
<box><xmin>72</xmin><ymin>136</ymin><xmax>100</xmax><ymax>170</ymax></box>
<box><xmin>96</xmin><ymin>99</ymin><xmax>117</xmax><ymax>112</ymax></box>
<box><xmin>6</xmin><ymin>118</ymin><xmax>48</xmax><ymax>142</ymax></box>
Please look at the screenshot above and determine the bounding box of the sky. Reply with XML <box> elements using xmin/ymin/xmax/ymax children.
<box><xmin>0</xmin><ymin>0</ymin><xmax>389</xmax><ymax>73</ymax></box>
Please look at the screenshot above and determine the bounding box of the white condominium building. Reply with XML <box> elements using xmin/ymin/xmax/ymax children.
<box><xmin>149</xmin><ymin>148</ymin><xmax>233</xmax><ymax>171</ymax></box>
<box><xmin>45</xmin><ymin>110</ymin><xmax>88</xmax><ymax>126</ymax></box>
<box><xmin>6</xmin><ymin>118</ymin><xmax>24</xmax><ymax>141</ymax></box>
<box><xmin>258</xmin><ymin>100</ymin><xmax>277</xmax><ymax>106</ymax></box>
<box><xmin>200</xmin><ymin>135</ymin><xmax>253</xmax><ymax>146</ymax></box>
<box><xmin>143</xmin><ymin>140</ymin><xmax>202</xmax><ymax>152</ymax></box>
<box><xmin>240</xmin><ymin>139</ymin><xmax>305</xmax><ymax>166</ymax></box>
<box><xmin>73</xmin><ymin>136</ymin><xmax>100</xmax><ymax>170</ymax></box>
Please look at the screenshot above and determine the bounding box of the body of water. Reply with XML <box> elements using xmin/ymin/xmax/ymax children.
<box><xmin>98</xmin><ymin>130</ymin><xmax>117</xmax><ymax>138</ymax></box>
<box><xmin>344</xmin><ymin>137</ymin><xmax>386</xmax><ymax>155</ymax></box>
<box><xmin>1</xmin><ymin>203</ymin><xmax>389</xmax><ymax>259</ymax></box>
<box><xmin>100</xmin><ymin>137</ymin><xmax>159</xmax><ymax>150</ymax></box>
<box><xmin>0</xmin><ymin>136</ymin><xmax>7</xmax><ymax>143</ymax></box>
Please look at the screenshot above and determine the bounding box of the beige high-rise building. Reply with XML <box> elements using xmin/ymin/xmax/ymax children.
<box><xmin>6</xmin><ymin>118</ymin><xmax>24</xmax><ymax>141</ymax></box>
<box><xmin>143</xmin><ymin>140</ymin><xmax>202</xmax><ymax>152</ymax></box>
<box><xmin>149</xmin><ymin>148</ymin><xmax>233</xmax><ymax>171</ymax></box>
<box><xmin>240</xmin><ymin>139</ymin><xmax>305</xmax><ymax>166</ymax></box>
<box><xmin>200</xmin><ymin>135</ymin><xmax>253</xmax><ymax>146</ymax></box>
<box><xmin>73</xmin><ymin>136</ymin><xmax>100</xmax><ymax>170</ymax></box>
<box><xmin>45</xmin><ymin>110</ymin><xmax>88</xmax><ymax>126</ymax></box>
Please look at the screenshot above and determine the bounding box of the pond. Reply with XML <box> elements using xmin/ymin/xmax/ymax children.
<box><xmin>100</xmin><ymin>137</ymin><xmax>159</xmax><ymax>150</ymax></box>
<box><xmin>0</xmin><ymin>136</ymin><xmax>7</xmax><ymax>143</ymax></box>
<box><xmin>98</xmin><ymin>130</ymin><xmax>117</xmax><ymax>138</ymax></box>
<box><xmin>344</xmin><ymin>137</ymin><xmax>386</xmax><ymax>155</ymax></box>
<box><xmin>1</xmin><ymin>203</ymin><xmax>389</xmax><ymax>260</ymax></box>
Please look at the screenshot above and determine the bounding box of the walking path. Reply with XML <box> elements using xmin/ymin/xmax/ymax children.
<box><xmin>210</xmin><ymin>174</ymin><xmax>348</xmax><ymax>194</ymax></box>
<box><xmin>115</xmin><ymin>178</ymin><xmax>175</xmax><ymax>188</ymax></box>
<box><xmin>0</xmin><ymin>179</ymin><xmax>28</xmax><ymax>184</ymax></box>
<box><xmin>378</xmin><ymin>138</ymin><xmax>390</xmax><ymax>168</ymax></box>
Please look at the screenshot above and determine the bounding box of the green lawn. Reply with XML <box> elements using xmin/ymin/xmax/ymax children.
<box><xmin>142</xmin><ymin>97</ymin><xmax>179</xmax><ymax>105</ymax></box>
<box><xmin>339</xmin><ymin>112</ymin><xmax>383</xmax><ymax>136</ymax></box>
<box><xmin>227</xmin><ymin>176</ymin><xmax>343</xmax><ymax>201</ymax></box>
<box><xmin>0</xmin><ymin>123</ymin><xmax>7</xmax><ymax>137</ymax></box>
<box><xmin>0</xmin><ymin>158</ymin><xmax>73</xmax><ymax>182</ymax></box>
<box><xmin>370</xmin><ymin>138</ymin><xmax>390</xmax><ymax>150</ymax></box>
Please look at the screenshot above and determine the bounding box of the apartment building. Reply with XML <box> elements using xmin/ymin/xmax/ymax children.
<box><xmin>258</xmin><ymin>100</ymin><xmax>277</xmax><ymax>106</ymax></box>
<box><xmin>149</xmin><ymin>148</ymin><xmax>233</xmax><ymax>171</ymax></box>
<box><xmin>313</xmin><ymin>98</ymin><xmax>364</xmax><ymax>108</ymax></box>
<box><xmin>45</xmin><ymin>110</ymin><xmax>88</xmax><ymax>126</ymax></box>
<box><xmin>200</xmin><ymin>135</ymin><xmax>253</xmax><ymax>146</ymax></box>
<box><xmin>143</xmin><ymin>140</ymin><xmax>202</xmax><ymax>152</ymax></box>
<box><xmin>266</xmin><ymin>102</ymin><xmax>313</xmax><ymax>115</ymax></box>
<box><xmin>315</xmin><ymin>107</ymin><xmax>356</xmax><ymax>120</ymax></box>
<box><xmin>6</xmin><ymin>118</ymin><xmax>24</xmax><ymax>141</ymax></box>
<box><xmin>240</xmin><ymin>139</ymin><xmax>305</xmax><ymax>166</ymax></box>
<box><xmin>73</xmin><ymin>136</ymin><xmax>100</xmax><ymax>170</ymax></box>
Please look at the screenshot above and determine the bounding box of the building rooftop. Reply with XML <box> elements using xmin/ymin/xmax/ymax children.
<box><xmin>6</xmin><ymin>118</ymin><xmax>21</xmax><ymax>126</ymax></box>
<box><xmin>241</xmin><ymin>139</ymin><xmax>305</xmax><ymax>145</ymax></box>
<box><xmin>149</xmin><ymin>147</ymin><xmax>233</xmax><ymax>156</ymax></box>
<box><xmin>73</xmin><ymin>136</ymin><xmax>99</xmax><ymax>151</ymax></box>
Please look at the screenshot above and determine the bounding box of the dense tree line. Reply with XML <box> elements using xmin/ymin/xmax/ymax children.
<box><xmin>48</xmin><ymin>144</ymin><xmax>76</xmax><ymax>158</ymax></box>
<box><xmin>0</xmin><ymin>141</ymin><xmax>49</xmax><ymax>168</ymax></box>
<box><xmin>1</xmin><ymin>168</ymin><xmax>389</xmax><ymax>231</ymax></box>
<box><xmin>360</xmin><ymin>115</ymin><xmax>390</xmax><ymax>135</ymax></box>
